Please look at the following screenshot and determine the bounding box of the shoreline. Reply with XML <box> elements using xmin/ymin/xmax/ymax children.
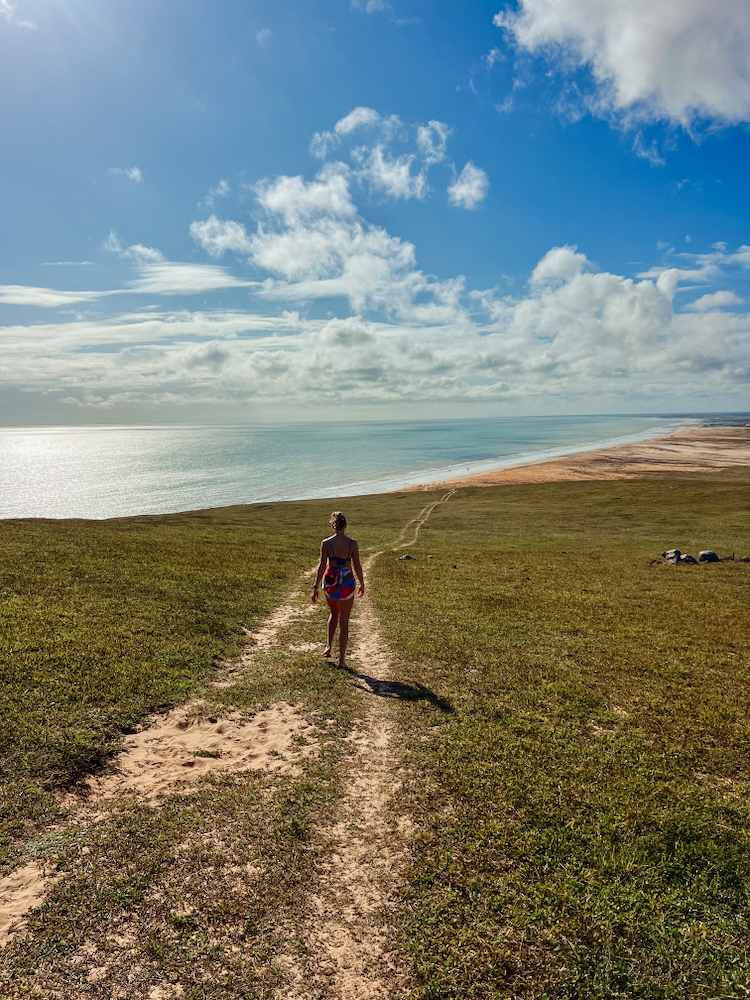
<box><xmin>415</xmin><ymin>424</ymin><xmax>750</xmax><ymax>490</ymax></box>
<box><xmin>3</xmin><ymin>419</ymin><xmax>749</xmax><ymax>521</ymax></box>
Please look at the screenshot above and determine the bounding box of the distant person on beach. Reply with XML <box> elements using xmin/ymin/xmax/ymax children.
<box><xmin>311</xmin><ymin>511</ymin><xmax>365</xmax><ymax>667</ymax></box>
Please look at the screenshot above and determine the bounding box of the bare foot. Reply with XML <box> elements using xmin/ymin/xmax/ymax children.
<box><xmin>323</xmin><ymin>646</ymin><xmax>332</xmax><ymax>658</ymax></box>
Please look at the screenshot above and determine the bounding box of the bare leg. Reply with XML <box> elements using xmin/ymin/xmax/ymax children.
<box><xmin>338</xmin><ymin>598</ymin><xmax>353</xmax><ymax>667</ymax></box>
<box><xmin>325</xmin><ymin>599</ymin><xmax>339</xmax><ymax>657</ymax></box>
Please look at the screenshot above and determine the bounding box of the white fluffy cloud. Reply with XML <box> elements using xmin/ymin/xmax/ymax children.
<box><xmin>335</xmin><ymin>106</ymin><xmax>381</xmax><ymax>136</ymax></box>
<box><xmin>472</xmin><ymin>252</ymin><xmax>749</xmax><ymax>398</ymax></box>
<box><xmin>354</xmin><ymin>146</ymin><xmax>427</xmax><ymax>201</ymax></box>
<box><xmin>4</xmin><ymin>238</ymin><xmax>750</xmax><ymax>412</ymax></box>
<box><xmin>255</xmin><ymin>166</ymin><xmax>356</xmax><ymax>224</ymax></box>
<box><xmin>639</xmin><ymin>243</ymin><xmax>750</xmax><ymax>296</ymax></box>
<box><xmin>688</xmin><ymin>290</ymin><xmax>745</xmax><ymax>313</ymax></box>
<box><xmin>5</xmin><ymin>116</ymin><xmax>749</xmax><ymax>414</ymax></box>
<box><xmin>310</xmin><ymin>107</ymin><xmax>382</xmax><ymax>159</ymax></box>
<box><xmin>531</xmin><ymin>245</ymin><xmax>590</xmax><ymax>286</ymax></box>
<box><xmin>252</xmin><ymin>217</ymin><xmax>422</xmax><ymax>313</ymax></box>
<box><xmin>190</xmin><ymin>216</ymin><xmax>254</xmax><ymax>257</ymax></box>
<box><xmin>496</xmin><ymin>0</ymin><xmax>750</xmax><ymax>127</ymax></box>
<box><xmin>448</xmin><ymin>162</ymin><xmax>489</xmax><ymax>209</ymax></box>
<box><xmin>234</xmin><ymin>168</ymin><xmax>469</xmax><ymax>321</ymax></box>
<box><xmin>307</xmin><ymin>107</ymin><xmax>482</xmax><ymax>209</ymax></box>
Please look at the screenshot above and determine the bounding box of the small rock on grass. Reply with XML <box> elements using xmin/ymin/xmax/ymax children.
<box><xmin>399</xmin><ymin>553</ymin><xmax>416</xmax><ymax>561</ymax></box>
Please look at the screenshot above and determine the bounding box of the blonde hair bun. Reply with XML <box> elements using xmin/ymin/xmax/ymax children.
<box><xmin>329</xmin><ymin>511</ymin><xmax>347</xmax><ymax>531</ymax></box>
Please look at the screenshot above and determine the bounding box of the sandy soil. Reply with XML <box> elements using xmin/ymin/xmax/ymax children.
<box><xmin>0</xmin><ymin>496</ymin><xmax>456</xmax><ymax>966</ymax></box>
<box><xmin>278</xmin><ymin>491</ymin><xmax>455</xmax><ymax>1000</ymax></box>
<box><xmin>0</xmin><ymin>567</ymin><xmax>323</xmax><ymax>952</ymax></box>
<box><xmin>421</xmin><ymin>424</ymin><xmax>750</xmax><ymax>489</ymax></box>
<box><xmin>82</xmin><ymin>702</ymin><xmax>316</xmax><ymax>802</ymax></box>
<box><xmin>0</xmin><ymin>863</ymin><xmax>60</xmax><ymax>947</ymax></box>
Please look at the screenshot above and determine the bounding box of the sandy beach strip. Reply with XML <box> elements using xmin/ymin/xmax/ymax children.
<box><xmin>415</xmin><ymin>424</ymin><xmax>750</xmax><ymax>489</ymax></box>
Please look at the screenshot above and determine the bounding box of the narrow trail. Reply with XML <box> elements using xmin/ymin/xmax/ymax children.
<box><xmin>393</xmin><ymin>489</ymin><xmax>455</xmax><ymax>551</ymax></box>
<box><xmin>281</xmin><ymin>490</ymin><xmax>455</xmax><ymax>1000</ymax></box>
<box><xmin>1</xmin><ymin>489</ymin><xmax>455</xmax><ymax>991</ymax></box>
<box><xmin>211</xmin><ymin>560</ymin><xmax>320</xmax><ymax>689</ymax></box>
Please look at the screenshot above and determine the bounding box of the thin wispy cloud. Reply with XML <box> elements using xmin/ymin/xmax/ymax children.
<box><xmin>202</xmin><ymin>178</ymin><xmax>231</xmax><ymax>208</ymax></box>
<box><xmin>42</xmin><ymin>261</ymin><xmax>95</xmax><ymax>267</ymax></box>
<box><xmin>484</xmin><ymin>47</ymin><xmax>503</xmax><ymax>68</ymax></box>
<box><xmin>351</xmin><ymin>0</ymin><xmax>388</xmax><ymax>13</ymax></box>
<box><xmin>416</xmin><ymin>121</ymin><xmax>450</xmax><ymax>165</ymax></box>
<box><xmin>0</xmin><ymin>285</ymin><xmax>106</xmax><ymax>307</ymax></box>
<box><xmin>108</xmin><ymin>166</ymin><xmax>144</xmax><ymax>183</ymax></box>
<box><xmin>104</xmin><ymin>230</ymin><xmax>164</xmax><ymax>263</ymax></box>
<box><xmin>0</xmin><ymin>0</ymin><xmax>36</xmax><ymax>30</ymax></box>
<box><xmin>495</xmin><ymin>95</ymin><xmax>514</xmax><ymax>114</ymax></box>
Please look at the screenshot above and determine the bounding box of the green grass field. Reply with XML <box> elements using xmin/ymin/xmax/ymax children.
<box><xmin>0</xmin><ymin>492</ymin><xmax>428</xmax><ymax>862</ymax></box>
<box><xmin>1</xmin><ymin>471</ymin><xmax>749</xmax><ymax>997</ymax></box>
<box><xmin>372</xmin><ymin>471</ymin><xmax>750</xmax><ymax>998</ymax></box>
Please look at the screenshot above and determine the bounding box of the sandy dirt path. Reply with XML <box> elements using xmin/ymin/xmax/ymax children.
<box><xmin>1</xmin><ymin>493</ymin><xmax>454</xmax><ymax>989</ymax></box>
<box><xmin>280</xmin><ymin>490</ymin><xmax>455</xmax><ymax>1000</ymax></box>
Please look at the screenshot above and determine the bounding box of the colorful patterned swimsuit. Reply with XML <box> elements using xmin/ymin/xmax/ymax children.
<box><xmin>323</xmin><ymin>549</ymin><xmax>356</xmax><ymax>602</ymax></box>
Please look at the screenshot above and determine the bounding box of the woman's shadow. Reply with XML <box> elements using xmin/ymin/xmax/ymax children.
<box><xmin>334</xmin><ymin>661</ymin><xmax>454</xmax><ymax>714</ymax></box>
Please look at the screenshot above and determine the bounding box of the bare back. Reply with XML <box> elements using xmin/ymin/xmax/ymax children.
<box><xmin>323</xmin><ymin>532</ymin><xmax>357</xmax><ymax>560</ymax></box>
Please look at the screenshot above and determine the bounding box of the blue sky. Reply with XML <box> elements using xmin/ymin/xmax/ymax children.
<box><xmin>1</xmin><ymin>0</ymin><xmax>749</xmax><ymax>423</ymax></box>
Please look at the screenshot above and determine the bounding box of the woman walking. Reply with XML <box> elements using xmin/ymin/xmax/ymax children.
<box><xmin>311</xmin><ymin>511</ymin><xmax>365</xmax><ymax>667</ymax></box>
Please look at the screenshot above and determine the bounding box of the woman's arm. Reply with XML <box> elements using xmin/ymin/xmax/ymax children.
<box><xmin>352</xmin><ymin>541</ymin><xmax>365</xmax><ymax>596</ymax></box>
<box><xmin>311</xmin><ymin>542</ymin><xmax>327</xmax><ymax>603</ymax></box>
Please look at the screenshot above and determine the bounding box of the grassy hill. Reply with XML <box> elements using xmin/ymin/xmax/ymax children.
<box><xmin>372</xmin><ymin>471</ymin><xmax>750</xmax><ymax>997</ymax></box>
<box><xmin>1</xmin><ymin>471</ymin><xmax>748</xmax><ymax>997</ymax></box>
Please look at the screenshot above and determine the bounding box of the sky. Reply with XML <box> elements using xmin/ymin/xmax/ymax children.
<box><xmin>1</xmin><ymin>0</ymin><xmax>750</xmax><ymax>425</ymax></box>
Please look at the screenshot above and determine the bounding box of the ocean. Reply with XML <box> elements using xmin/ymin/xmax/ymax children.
<box><xmin>0</xmin><ymin>414</ymin><xmax>709</xmax><ymax>520</ymax></box>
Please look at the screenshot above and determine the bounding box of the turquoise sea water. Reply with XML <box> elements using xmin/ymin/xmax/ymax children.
<box><xmin>0</xmin><ymin>414</ymin><xmax>714</xmax><ymax>520</ymax></box>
